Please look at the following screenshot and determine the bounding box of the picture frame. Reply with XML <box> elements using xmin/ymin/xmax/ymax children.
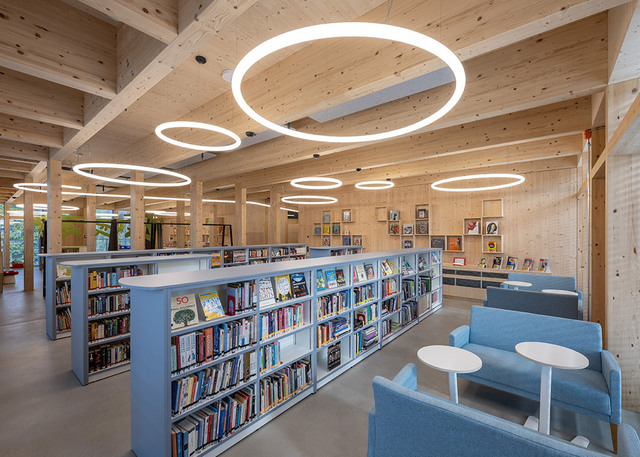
<box><xmin>478</xmin><ymin>257</ymin><xmax>488</xmax><ymax>268</ymax></box>
<box><xmin>342</xmin><ymin>210</ymin><xmax>351</xmax><ymax>222</ymax></box>
<box><xmin>523</xmin><ymin>258</ymin><xmax>534</xmax><ymax>271</ymax></box>
<box><xmin>403</xmin><ymin>239</ymin><xmax>413</xmax><ymax>249</ymax></box>
<box><xmin>416</xmin><ymin>208</ymin><xmax>427</xmax><ymax>219</ymax></box>
<box><xmin>352</xmin><ymin>235</ymin><xmax>362</xmax><ymax>246</ymax></box>
<box><xmin>506</xmin><ymin>256</ymin><xmax>518</xmax><ymax>270</ymax></box>
<box><xmin>416</xmin><ymin>221</ymin><xmax>429</xmax><ymax>235</ymax></box>
<box><xmin>323</xmin><ymin>225</ymin><xmax>330</xmax><ymax>235</ymax></box>
<box><xmin>447</xmin><ymin>236</ymin><xmax>462</xmax><ymax>251</ymax></box>
<box><xmin>332</xmin><ymin>223</ymin><xmax>340</xmax><ymax>235</ymax></box>
<box><xmin>453</xmin><ymin>257</ymin><xmax>466</xmax><ymax>266</ymax></box>
<box><xmin>492</xmin><ymin>256</ymin><xmax>504</xmax><ymax>269</ymax></box>
<box><xmin>323</xmin><ymin>213</ymin><xmax>330</xmax><ymax>223</ymax></box>
<box><xmin>466</xmin><ymin>220</ymin><xmax>480</xmax><ymax>235</ymax></box>
<box><xmin>388</xmin><ymin>222</ymin><xmax>400</xmax><ymax>235</ymax></box>
<box><xmin>403</xmin><ymin>224</ymin><xmax>414</xmax><ymax>235</ymax></box>
<box><xmin>342</xmin><ymin>236</ymin><xmax>351</xmax><ymax>246</ymax></box>
<box><xmin>431</xmin><ymin>236</ymin><xmax>445</xmax><ymax>249</ymax></box>
<box><xmin>389</xmin><ymin>210</ymin><xmax>399</xmax><ymax>221</ymax></box>
<box><xmin>314</xmin><ymin>225</ymin><xmax>321</xmax><ymax>235</ymax></box>
<box><xmin>485</xmin><ymin>220</ymin><xmax>499</xmax><ymax>235</ymax></box>
<box><xmin>322</xmin><ymin>236</ymin><xmax>330</xmax><ymax>246</ymax></box>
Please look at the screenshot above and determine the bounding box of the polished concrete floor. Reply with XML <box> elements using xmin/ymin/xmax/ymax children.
<box><xmin>0</xmin><ymin>269</ymin><xmax>638</xmax><ymax>457</ymax></box>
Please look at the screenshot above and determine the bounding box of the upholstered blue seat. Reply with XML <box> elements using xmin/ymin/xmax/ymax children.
<box><xmin>367</xmin><ymin>363</ymin><xmax>639</xmax><ymax>457</ymax></box>
<box><xmin>450</xmin><ymin>306</ymin><xmax>621</xmax><ymax>426</ymax></box>
<box><xmin>485</xmin><ymin>286</ymin><xmax>583</xmax><ymax>320</ymax></box>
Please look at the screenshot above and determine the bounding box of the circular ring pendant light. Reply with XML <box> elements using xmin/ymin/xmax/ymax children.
<box><xmin>281</xmin><ymin>195</ymin><xmax>338</xmax><ymax>205</ymax></box>
<box><xmin>155</xmin><ymin>121</ymin><xmax>241</xmax><ymax>152</ymax></box>
<box><xmin>290</xmin><ymin>177</ymin><xmax>342</xmax><ymax>189</ymax></box>
<box><xmin>13</xmin><ymin>183</ymin><xmax>82</xmax><ymax>193</ymax></box>
<box><xmin>72</xmin><ymin>163</ymin><xmax>191</xmax><ymax>187</ymax></box>
<box><xmin>17</xmin><ymin>203</ymin><xmax>79</xmax><ymax>211</ymax></box>
<box><xmin>431</xmin><ymin>173</ymin><xmax>525</xmax><ymax>192</ymax></box>
<box><xmin>232</xmin><ymin>22</ymin><xmax>466</xmax><ymax>143</ymax></box>
<box><xmin>355</xmin><ymin>180</ymin><xmax>395</xmax><ymax>190</ymax></box>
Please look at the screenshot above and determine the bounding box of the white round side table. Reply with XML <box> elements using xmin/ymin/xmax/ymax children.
<box><xmin>417</xmin><ymin>345</ymin><xmax>482</xmax><ymax>403</ymax></box>
<box><xmin>502</xmin><ymin>280</ymin><xmax>532</xmax><ymax>290</ymax></box>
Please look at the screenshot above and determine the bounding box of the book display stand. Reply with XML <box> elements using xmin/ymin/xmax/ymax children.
<box><xmin>308</xmin><ymin>246</ymin><xmax>364</xmax><ymax>257</ymax></box>
<box><xmin>120</xmin><ymin>248</ymin><xmax>443</xmax><ymax>457</ymax></box>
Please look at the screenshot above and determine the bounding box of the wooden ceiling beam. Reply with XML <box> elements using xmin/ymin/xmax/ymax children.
<box><xmin>51</xmin><ymin>0</ymin><xmax>259</xmax><ymax>162</ymax></box>
<box><xmin>0</xmin><ymin>169</ymin><xmax>25</xmax><ymax>179</ymax></box>
<box><xmin>0</xmin><ymin>0</ymin><xmax>117</xmax><ymax>98</ymax></box>
<box><xmin>75</xmin><ymin>0</ymin><xmax>178</xmax><ymax>44</ymax></box>
<box><xmin>0</xmin><ymin>159</ymin><xmax>34</xmax><ymax>173</ymax></box>
<box><xmin>0</xmin><ymin>68</ymin><xmax>84</xmax><ymax>129</ymax></box>
<box><xmin>0</xmin><ymin>139</ymin><xmax>49</xmax><ymax>161</ymax></box>
<box><xmin>0</xmin><ymin>113</ymin><xmax>63</xmax><ymax>148</ymax></box>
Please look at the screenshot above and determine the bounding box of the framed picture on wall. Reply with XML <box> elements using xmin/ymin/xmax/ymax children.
<box><xmin>403</xmin><ymin>239</ymin><xmax>413</xmax><ymax>249</ymax></box>
<box><xmin>485</xmin><ymin>220</ymin><xmax>499</xmax><ymax>235</ymax></box>
<box><xmin>403</xmin><ymin>224</ymin><xmax>414</xmax><ymax>235</ymax></box>
<box><xmin>342</xmin><ymin>210</ymin><xmax>351</xmax><ymax>222</ymax></box>
<box><xmin>416</xmin><ymin>221</ymin><xmax>429</xmax><ymax>235</ymax></box>
<box><xmin>389</xmin><ymin>222</ymin><xmax>400</xmax><ymax>235</ymax></box>
<box><xmin>322</xmin><ymin>236</ymin><xmax>330</xmax><ymax>246</ymax></box>
<box><xmin>416</xmin><ymin>208</ymin><xmax>427</xmax><ymax>219</ymax></box>
<box><xmin>453</xmin><ymin>257</ymin><xmax>466</xmax><ymax>266</ymax></box>
<box><xmin>314</xmin><ymin>226</ymin><xmax>321</xmax><ymax>235</ymax></box>
<box><xmin>323</xmin><ymin>213</ymin><xmax>331</xmax><ymax>223</ymax></box>
<box><xmin>389</xmin><ymin>210</ymin><xmax>399</xmax><ymax>221</ymax></box>
<box><xmin>523</xmin><ymin>258</ymin><xmax>534</xmax><ymax>271</ymax></box>
<box><xmin>352</xmin><ymin>235</ymin><xmax>362</xmax><ymax>246</ymax></box>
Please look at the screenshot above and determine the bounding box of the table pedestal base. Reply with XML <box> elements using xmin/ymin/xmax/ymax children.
<box><xmin>524</xmin><ymin>416</ymin><xmax>539</xmax><ymax>430</ymax></box>
<box><xmin>448</xmin><ymin>372</ymin><xmax>458</xmax><ymax>403</ymax></box>
<box><xmin>570</xmin><ymin>436</ymin><xmax>590</xmax><ymax>448</ymax></box>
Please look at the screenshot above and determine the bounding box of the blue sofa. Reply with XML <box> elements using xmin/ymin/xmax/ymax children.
<box><xmin>449</xmin><ymin>307</ymin><xmax>621</xmax><ymax>429</ymax></box>
<box><xmin>502</xmin><ymin>272</ymin><xmax>582</xmax><ymax>298</ymax></box>
<box><xmin>367</xmin><ymin>363</ymin><xmax>639</xmax><ymax>457</ymax></box>
<box><xmin>484</xmin><ymin>286</ymin><xmax>583</xmax><ymax>320</ymax></box>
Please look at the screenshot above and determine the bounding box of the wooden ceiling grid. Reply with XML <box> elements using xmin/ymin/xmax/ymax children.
<box><xmin>0</xmin><ymin>0</ymin><xmax>633</xmax><ymax>210</ymax></box>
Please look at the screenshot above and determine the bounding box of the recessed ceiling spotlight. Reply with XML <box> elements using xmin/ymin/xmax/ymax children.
<box><xmin>222</xmin><ymin>69</ymin><xmax>234</xmax><ymax>83</ymax></box>
<box><xmin>356</xmin><ymin>168</ymin><xmax>362</xmax><ymax>172</ymax></box>
<box><xmin>313</xmin><ymin>154</ymin><xmax>320</xmax><ymax>159</ymax></box>
<box><xmin>195</xmin><ymin>55</ymin><xmax>207</xmax><ymax>64</ymax></box>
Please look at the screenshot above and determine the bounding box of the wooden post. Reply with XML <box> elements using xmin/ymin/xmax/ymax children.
<box><xmin>176</xmin><ymin>200</ymin><xmax>186</xmax><ymax>248</ymax></box>
<box><xmin>47</xmin><ymin>160</ymin><xmax>62</xmax><ymax>254</ymax></box>
<box><xmin>190</xmin><ymin>181</ymin><xmax>203</xmax><ymax>248</ymax></box>
<box><xmin>589</xmin><ymin>129</ymin><xmax>606</xmax><ymax>340</ymax></box>
<box><xmin>235</xmin><ymin>184</ymin><xmax>247</xmax><ymax>246</ymax></box>
<box><xmin>4</xmin><ymin>203</ymin><xmax>10</xmax><ymax>269</ymax></box>
<box><xmin>269</xmin><ymin>188</ymin><xmax>282</xmax><ymax>244</ymax></box>
<box><xmin>130</xmin><ymin>171</ymin><xmax>145</xmax><ymax>250</ymax></box>
<box><xmin>23</xmin><ymin>177</ymin><xmax>34</xmax><ymax>291</ymax></box>
<box><xmin>85</xmin><ymin>185</ymin><xmax>97</xmax><ymax>251</ymax></box>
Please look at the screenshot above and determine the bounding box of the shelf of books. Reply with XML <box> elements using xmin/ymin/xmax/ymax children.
<box><xmin>308</xmin><ymin>246</ymin><xmax>364</xmax><ymax>258</ymax></box>
<box><xmin>42</xmin><ymin>244</ymin><xmax>307</xmax><ymax>341</ymax></box>
<box><xmin>63</xmin><ymin>254</ymin><xmax>213</xmax><ymax>385</ymax></box>
<box><xmin>120</xmin><ymin>247</ymin><xmax>442</xmax><ymax>457</ymax></box>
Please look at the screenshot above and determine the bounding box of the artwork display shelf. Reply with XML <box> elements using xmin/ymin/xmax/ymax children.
<box><xmin>62</xmin><ymin>254</ymin><xmax>213</xmax><ymax>385</ymax></box>
<box><xmin>42</xmin><ymin>244</ymin><xmax>307</xmax><ymax>340</ymax></box>
<box><xmin>120</xmin><ymin>248</ymin><xmax>443</xmax><ymax>457</ymax></box>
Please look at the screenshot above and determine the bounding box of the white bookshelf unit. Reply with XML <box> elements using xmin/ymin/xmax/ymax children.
<box><xmin>42</xmin><ymin>244</ymin><xmax>307</xmax><ymax>340</ymax></box>
<box><xmin>63</xmin><ymin>254</ymin><xmax>213</xmax><ymax>385</ymax></box>
<box><xmin>308</xmin><ymin>246</ymin><xmax>364</xmax><ymax>258</ymax></box>
<box><xmin>120</xmin><ymin>247</ymin><xmax>442</xmax><ymax>457</ymax></box>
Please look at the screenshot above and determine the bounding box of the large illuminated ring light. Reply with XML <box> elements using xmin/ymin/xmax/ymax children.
<box><xmin>355</xmin><ymin>180</ymin><xmax>394</xmax><ymax>190</ymax></box>
<box><xmin>155</xmin><ymin>121</ymin><xmax>241</xmax><ymax>152</ymax></box>
<box><xmin>431</xmin><ymin>173</ymin><xmax>525</xmax><ymax>192</ymax></box>
<box><xmin>17</xmin><ymin>203</ymin><xmax>79</xmax><ymax>211</ymax></box>
<box><xmin>232</xmin><ymin>22</ymin><xmax>466</xmax><ymax>143</ymax></box>
<box><xmin>281</xmin><ymin>195</ymin><xmax>338</xmax><ymax>205</ymax></box>
<box><xmin>291</xmin><ymin>177</ymin><xmax>342</xmax><ymax>189</ymax></box>
<box><xmin>13</xmin><ymin>183</ymin><xmax>82</xmax><ymax>193</ymax></box>
<box><xmin>73</xmin><ymin>163</ymin><xmax>191</xmax><ymax>187</ymax></box>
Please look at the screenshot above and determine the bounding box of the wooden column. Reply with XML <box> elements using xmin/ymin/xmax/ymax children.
<box><xmin>85</xmin><ymin>186</ymin><xmax>97</xmax><ymax>251</ymax></box>
<box><xmin>23</xmin><ymin>177</ymin><xmax>34</xmax><ymax>291</ymax></box>
<box><xmin>176</xmin><ymin>200</ymin><xmax>186</xmax><ymax>248</ymax></box>
<box><xmin>589</xmin><ymin>129</ymin><xmax>606</xmax><ymax>339</ymax></box>
<box><xmin>207</xmin><ymin>203</ymin><xmax>216</xmax><ymax>247</ymax></box>
<box><xmin>235</xmin><ymin>184</ymin><xmax>247</xmax><ymax>246</ymax></box>
<box><xmin>4</xmin><ymin>203</ymin><xmax>10</xmax><ymax>269</ymax></box>
<box><xmin>46</xmin><ymin>160</ymin><xmax>62</xmax><ymax>254</ymax></box>
<box><xmin>190</xmin><ymin>181</ymin><xmax>203</xmax><ymax>248</ymax></box>
<box><xmin>269</xmin><ymin>188</ymin><xmax>282</xmax><ymax>244</ymax></box>
<box><xmin>130</xmin><ymin>172</ymin><xmax>145</xmax><ymax>250</ymax></box>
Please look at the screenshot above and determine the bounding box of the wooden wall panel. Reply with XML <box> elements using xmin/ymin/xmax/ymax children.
<box><xmin>298</xmin><ymin>168</ymin><xmax>578</xmax><ymax>277</ymax></box>
<box><xmin>607</xmin><ymin>154</ymin><xmax>640</xmax><ymax>411</ymax></box>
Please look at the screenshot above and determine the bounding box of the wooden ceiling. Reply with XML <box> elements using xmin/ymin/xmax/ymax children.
<box><xmin>0</xmin><ymin>0</ymin><xmax>636</xmax><ymax>211</ymax></box>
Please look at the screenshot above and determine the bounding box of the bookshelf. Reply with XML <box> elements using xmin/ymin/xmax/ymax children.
<box><xmin>42</xmin><ymin>244</ymin><xmax>307</xmax><ymax>341</ymax></box>
<box><xmin>308</xmin><ymin>246</ymin><xmax>364</xmax><ymax>258</ymax></box>
<box><xmin>63</xmin><ymin>254</ymin><xmax>213</xmax><ymax>385</ymax></box>
<box><xmin>120</xmin><ymin>247</ymin><xmax>442</xmax><ymax>457</ymax></box>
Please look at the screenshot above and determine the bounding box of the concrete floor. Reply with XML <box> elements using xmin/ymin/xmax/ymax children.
<box><xmin>0</xmin><ymin>269</ymin><xmax>638</xmax><ymax>457</ymax></box>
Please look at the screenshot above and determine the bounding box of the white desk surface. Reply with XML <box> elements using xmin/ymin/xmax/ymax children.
<box><xmin>502</xmin><ymin>280</ymin><xmax>532</xmax><ymax>288</ymax></box>
<box><xmin>541</xmin><ymin>289</ymin><xmax>579</xmax><ymax>296</ymax></box>
<box><xmin>417</xmin><ymin>345</ymin><xmax>482</xmax><ymax>374</ymax></box>
<box><xmin>515</xmin><ymin>342</ymin><xmax>588</xmax><ymax>370</ymax></box>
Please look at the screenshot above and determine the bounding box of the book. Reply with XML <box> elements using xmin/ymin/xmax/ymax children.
<box><xmin>211</xmin><ymin>253</ymin><xmax>221</xmax><ymax>267</ymax></box>
<box><xmin>485</xmin><ymin>220</ymin><xmax>499</xmax><ymax>235</ymax></box>
<box><xmin>416</xmin><ymin>221</ymin><xmax>429</xmax><ymax>235</ymax></box>
<box><xmin>492</xmin><ymin>256</ymin><xmax>503</xmax><ymax>269</ymax></box>
<box><xmin>327</xmin><ymin>341</ymin><xmax>341</xmax><ymax>371</ymax></box>
<box><xmin>198</xmin><ymin>291</ymin><xmax>226</xmax><ymax>320</ymax></box>
<box><xmin>539</xmin><ymin>258</ymin><xmax>551</xmax><ymax>272</ymax></box>
<box><xmin>453</xmin><ymin>257</ymin><xmax>466</xmax><ymax>266</ymax></box>
<box><xmin>364</xmin><ymin>263</ymin><xmax>375</xmax><ymax>279</ymax></box>
<box><xmin>171</xmin><ymin>294</ymin><xmax>200</xmax><ymax>329</ymax></box>
<box><xmin>403</xmin><ymin>224</ymin><xmax>413</xmax><ymax>235</ymax></box>
<box><xmin>335</xmin><ymin>268</ymin><xmax>347</xmax><ymax>287</ymax></box>
<box><xmin>506</xmin><ymin>256</ymin><xmax>518</xmax><ymax>270</ymax></box>
<box><xmin>478</xmin><ymin>257</ymin><xmax>488</xmax><ymax>268</ymax></box>
<box><xmin>258</xmin><ymin>277</ymin><xmax>276</xmax><ymax>306</ymax></box>
<box><xmin>275</xmin><ymin>275</ymin><xmax>292</xmax><ymax>301</ymax></box>
<box><xmin>401</xmin><ymin>261</ymin><xmax>415</xmax><ymax>275</ymax></box>
<box><xmin>466</xmin><ymin>220</ymin><xmax>479</xmax><ymax>234</ymax></box>
<box><xmin>290</xmin><ymin>272</ymin><xmax>308</xmax><ymax>297</ymax></box>
<box><xmin>523</xmin><ymin>258</ymin><xmax>534</xmax><ymax>271</ymax></box>
<box><xmin>316</xmin><ymin>269</ymin><xmax>327</xmax><ymax>291</ymax></box>
<box><xmin>325</xmin><ymin>269</ymin><xmax>338</xmax><ymax>288</ymax></box>
<box><xmin>56</xmin><ymin>265</ymin><xmax>70</xmax><ymax>279</ymax></box>
<box><xmin>355</xmin><ymin>264</ymin><xmax>367</xmax><ymax>282</ymax></box>
<box><xmin>486</xmin><ymin>241</ymin><xmax>497</xmax><ymax>252</ymax></box>
<box><xmin>431</xmin><ymin>237</ymin><xmax>445</xmax><ymax>249</ymax></box>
